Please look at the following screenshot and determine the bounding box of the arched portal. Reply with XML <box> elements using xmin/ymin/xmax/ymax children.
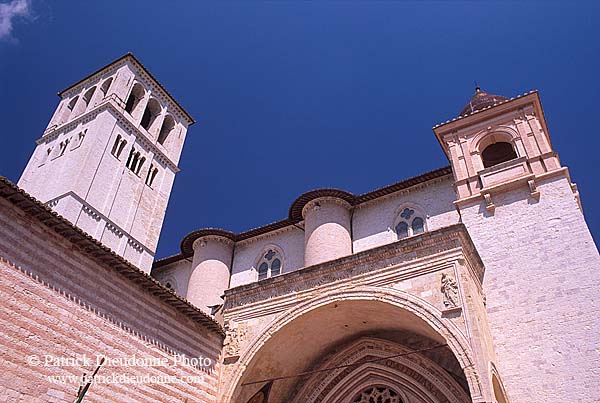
<box><xmin>224</xmin><ymin>287</ymin><xmax>484</xmax><ymax>403</ymax></box>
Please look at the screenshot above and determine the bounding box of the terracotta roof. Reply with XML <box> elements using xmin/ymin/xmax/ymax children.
<box><xmin>58</xmin><ymin>53</ymin><xmax>195</xmax><ymax>125</ymax></box>
<box><xmin>174</xmin><ymin>166</ymin><xmax>452</xmax><ymax>260</ymax></box>
<box><xmin>288</xmin><ymin>188</ymin><xmax>355</xmax><ymax>222</ymax></box>
<box><xmin>459</xmin><ymin>87</ymin><xmax>509</xmax><ymax>117</ymax></box>
<box><xmin>433</xmin><ymin>90</ymin><xmax>538</xmax><ymax>130</ymax></box>
<box><xmin>0</xmin><ymin>176</ymin><xmax>223</xmax><ymax>336</ymax></box>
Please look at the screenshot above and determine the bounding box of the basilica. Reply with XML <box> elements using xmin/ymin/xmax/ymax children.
<box><xmin>1</xmin><ymin>54</ymin><xmax>598</xmax><ymax>403</ymax></box>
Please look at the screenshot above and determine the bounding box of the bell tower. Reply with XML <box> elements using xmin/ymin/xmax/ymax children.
<box><xmin>433</xmin><ymin>88</ymin><xmax>600</xmax><ymax>402</ymax></box>
<box><xmin>18</xmin><ymin>54</ymin><xmax>194</xmax><ymax>272</ymax></box>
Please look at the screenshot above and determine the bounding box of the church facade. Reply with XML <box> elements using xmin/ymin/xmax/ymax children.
<box><xmin>1</xmin><ymin>54</ymin><xmax>599</xmax><ymax>402</ymax></box>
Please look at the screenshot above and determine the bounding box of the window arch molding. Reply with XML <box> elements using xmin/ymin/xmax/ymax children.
<box><xmin>470</xmin><ymin>127</ymin><xmax>522</xmax><ymax>171</ymax></box>
<box><xmin>254</xmin><ymin>244</ymin><xmax>286</xmax><ymax>281</ymax></box>
<box><xmin>392</xmin><ymin>203</ymin><xmax>427</xmax><ymax>240</ymax></box>
<box><xmin>470</xmin><ymin>126</ymin><xmax>519</xmax><ymax>155</ymax></box>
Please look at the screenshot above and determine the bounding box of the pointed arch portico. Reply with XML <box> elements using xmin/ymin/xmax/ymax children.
<box><xmin>222</xmin><ymin>286</ymin><xmax>486</xmax><ymax>403</ymax></box>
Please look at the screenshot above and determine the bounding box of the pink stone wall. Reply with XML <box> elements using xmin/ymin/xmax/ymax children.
<box><xmin>460</xmin><ymin>175</ymin><xmax>600</xmax><ymax>402</ymax></box>
<box><xmin>0</xmin><ymin>198</ymin><xmax>223</xmax><ymax>402</ymax></box>
<box><xmin>303</xmin><ymin>198</ymin><xmax>352</xmax><ymax>267</ymax></box>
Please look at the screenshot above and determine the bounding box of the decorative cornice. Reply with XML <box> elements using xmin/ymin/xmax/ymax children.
<box><xmin>46</xmin><ymin>191</ymin><xmax>154</xmax><ymax>256</ymax></box>
<box><xmin>223</xmin><ymin>224</ymin><xmax>484</xmax><ymax>311</ymax></box>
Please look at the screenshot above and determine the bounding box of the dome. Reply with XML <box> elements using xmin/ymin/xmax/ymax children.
<box><xmin>459</xmin><ymin>87</ymin><xmax>509</xmax><ymax>116</ymax></box>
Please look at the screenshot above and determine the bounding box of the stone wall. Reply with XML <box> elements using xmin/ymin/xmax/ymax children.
<box><xmin>0</xmin><ymin>191</ymin><xmax>223</xmax><ymax>402</ymax></box>
<box><xmin>460</xmin><ymin>173</ymin><xmax>600</xmax><ymax>402</ymax></box>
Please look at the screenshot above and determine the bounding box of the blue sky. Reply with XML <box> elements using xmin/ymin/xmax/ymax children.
<box><xmin>0</xmin><ymin>1</ymin><xmax>598</xmax><ymax>258</ymax></box>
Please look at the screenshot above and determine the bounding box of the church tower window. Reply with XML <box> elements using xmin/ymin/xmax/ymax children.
<box><xmin>158</xmin><ymin>115</ymin><xmax>175</xmax><ymax>145</ymax></box>
<box><xmin>481</xmin><ymin>141</ymin><xmax>518</xmax><ymax>168</ymax></box>
<box><xmin>125</xmin><ymin>83</ymin><xmax>145</xmax><ymax>115</ymax></box>
<box><xmin>82</xmin><ymin>86</ymin><xmax>96</xmax><ymax>109</ymax></box>
<box><xmin>257</xmin><ymin>248</ymin><xmax>283</xmax><ymax>281</ymax></box>
<box><xmin>111</xmin><ymin>135</ymin><xmax>127</xmax><ymax>159</ymax></box>
<box><xmin>395</xmin><ymin>207</ymin><xmax>426</xmax><ymax>240</ymax></box>
<box><xmin>100</xmin><ymin>78</ymin><xmax>113</xmax><ymax>97</ymax></box>
<box><xmin>141</xmin><ymin>98</ymin><xmax>161</xmax><ymax>132</ymax></box>
<box><xmin>145</xmin><ymin>164</ymin><xmax>159</xmax><ymax>187</ymax></box>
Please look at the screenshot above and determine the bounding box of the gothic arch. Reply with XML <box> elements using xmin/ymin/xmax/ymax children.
<box><xmin>252</xmin><ymin>244</ymin><xmax>286</xmax><ymax>280</ymax></box>
<box><xmin>223</xmin><ymin>286</ymin><xmax>484</xmax><ymax>402</ymax></box>
<box><xmin>391</xmin><ymin>202</ymin><xmax>428</xmax><ymax>239</ymax></box>
<box><xmin>292</xmin><ymin>337</ymin><xmax>470</xmax><ymax>403</ymax></box>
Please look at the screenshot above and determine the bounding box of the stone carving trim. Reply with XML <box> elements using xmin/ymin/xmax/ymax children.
<box><xmin>224</xmin><ymin>225</ymin><xmax>484</xmax><ymax>310</ymax></box>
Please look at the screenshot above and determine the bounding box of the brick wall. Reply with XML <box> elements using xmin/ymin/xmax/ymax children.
<box><xmin>0</xmin><ymin>195</ymin><xmax>224</xmax><ymax>402</ymax></box>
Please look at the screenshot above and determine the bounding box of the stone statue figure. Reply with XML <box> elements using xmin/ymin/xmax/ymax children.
<box><xmin>441</xmin><ymin>273</ymin><xmax>459</xmax><ymax>308</ymax></box>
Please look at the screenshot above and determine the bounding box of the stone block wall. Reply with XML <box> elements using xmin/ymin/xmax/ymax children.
<box><xmin>460</xmin><ymin>174</ymin><xmax>600</xmax><ymax>402</ymax></box>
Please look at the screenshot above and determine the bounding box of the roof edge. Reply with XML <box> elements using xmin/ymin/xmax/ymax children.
<box><xmin>174</xmin><ymin>165</ymin><xmax>453</xmax><ymax>260</ymax></box>
<box><xmin>0</xmin><ymin>176</ymin><xmax>223</xmax><ymax>336</ymax></box>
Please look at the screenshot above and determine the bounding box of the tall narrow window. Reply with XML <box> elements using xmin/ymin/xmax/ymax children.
<box><xmin>258</xmin><ymin>262</ymin><xmax>268</xmax><ymax>281</ymax></box>
<box><xmin>135</xmin><ymin>156</ymin><xmax>145</xmax><ymax>175</ymax></box>
<box><xmin>111</xmin><ymin>135</ymin><xmax>122</xmax><ymax>155</ymax></box>
<box><xmin>395</xmin><ymin>222</ymin><xmax>409</xmax><ymax>239</ymax></box>
<box><xmin>411</xmin><ymin>217</ymin><xmax>424</xmax><ymax>234</ymax></box>
<box><xmin>140</xmin><ymin>98</ymin><xmax>161</xmax><ymax>132</ymax></box>
<box><xmin>145</xmin><ymin>164</ymin><xmax>159</xmax><ymax>187</ymax></box>
<box><xmin>158</xmin><ymin>115</ymin><xmax>175</xmax><ymax>145</ymax></box>
<box><xmin>111</xmin><ymin>135</ymin><xmax>127</xmax><ymax>159</ymax></box>
<box><xmin>256</xmin><ymin>248</ymin><xmax>284</xmax><ymax>281</ymax></box>
<box><xmin>126</xmin><ymin>147</ymin><xmax>136</xmax><ymax>168</ymax></box>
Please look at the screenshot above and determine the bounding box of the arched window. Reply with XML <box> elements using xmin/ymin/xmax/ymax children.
<box><xmin>83</xmin><ymin>86</ymin><xmax>96</xmax><ymax>108</ymax></box>
<box><xmin>256</xmin><ymin>248</ymin><xmax>283</xmax><ymax>281</ymax></box>
<box><xmin>125</xmin><ymin>83</ymin><xmax>145</xmax><ymax>115</ymax></box>
<box><xmin>412</xmin><ymin>216</ymin><xmax>424</xmax><ymax>234</ymax></box>
<box><xmin>100</xmin><ymin>78</ymin><xmax>113</xmax><ymax>97</ymax></box>
<box><xmin>395</xmin><ymin>207</ymin><xmax>426</xmax><ymax>240</ymax></box>
<box><xmin>158</xmin><ymin>114</ymin><xmax>175</xmax><ymax>145</ymax></box>
<box><xmin>140</xmin><ymin>98</ymin><xmax>161</xmax><ymax>132</ymax></box>
<box><xmin>64</xmin><ymin>96</ymin><xmax>79</xmax><ymax>121</ymax></box>
<box><xmin>481</xmin><ymin>141</ymin><xmax>518</xmax><ymax>168</ymax></box>
<box><xmin>67</xmin><ymin>96</ymin><xmax>78</xmax><ymax>112</ymax></box>
<box><xmin>353</xmin><ymin>386</ymin><xmax>402</xmax><ymax>403</ymax></box>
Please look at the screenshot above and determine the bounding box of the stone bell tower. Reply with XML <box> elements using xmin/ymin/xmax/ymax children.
<box><xmin>18</xmin><ymin>54</ymin><xmax>194</xmax><ymax>272</ymax></box>
<box><xmin>434</xmin><ymin>88</ymin><xmax>600</xmax><ymax>402</ymax></box>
